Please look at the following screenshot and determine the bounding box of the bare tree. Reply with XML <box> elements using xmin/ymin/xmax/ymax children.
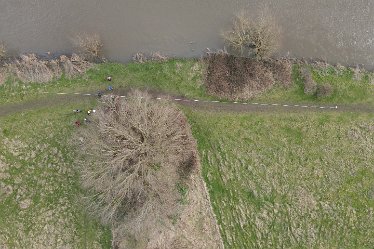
<box><xmin>76</xmin><ymin>91</ymin><xmax>196</xmax><ymax>245</ymax></box>
<box><xmin>72</xmin><ymin>33</ymin><xmax>104</xmax><ymax>62</ymax></box>
<box><xmin>222</xmin><ymin>11</ymin><xmax>280</xmax><ymax>59</ymax></box>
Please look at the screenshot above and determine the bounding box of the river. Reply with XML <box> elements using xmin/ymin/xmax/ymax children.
<box><xmin>1</xmin><ymin>0</ymin><xmax>374</xmax><ymax>68</ymax></box>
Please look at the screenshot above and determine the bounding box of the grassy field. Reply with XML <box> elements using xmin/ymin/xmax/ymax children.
<box><xmin>187</xmin><ymin>110</ymin><xmax>374</xmax><ymax>248</ymax></box>
<box><xmin>255</xmin><ymin>65</ymin><xmax>374</xmax><ymax>105</ymax></box>
<box><xmin>0</xmin><ymin>99</ymin><xmax>111</xmax><ymax>248</ymax></box>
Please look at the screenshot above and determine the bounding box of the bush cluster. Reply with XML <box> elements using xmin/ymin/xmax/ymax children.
<box><xmin>203</xmin><ymin>53</ymin><xmax>292</xmax><ymax>99</ymax></box>
<box><xmin>300</xmin><ymin>67</ymin><xmax>334</xmax><ymax>98</ymax></box>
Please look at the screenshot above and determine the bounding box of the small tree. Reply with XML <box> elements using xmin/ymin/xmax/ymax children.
<box><xmin>222</xmin><ymin>11</ymin><xmax>280</xmax><ymax>59</ymax></box>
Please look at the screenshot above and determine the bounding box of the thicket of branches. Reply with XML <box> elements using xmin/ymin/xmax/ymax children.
<box><xmin>76</xmin><ymin>91</ymin><xmax>196</xmax><ymax>246</ymax></box>
<box><xmin>222</xmin><ymin>11</ymin><xmax>280</xmax><ymax>59</ymax></box>
<box><xmin>72</xmin><ymin>33</ymin><xmax>104</xmax><ymax>62</ymax></box>
<box><xmin>203</xmin><ymin>53</ymin><xmax>292</xmax><ymax>100</ymax></box>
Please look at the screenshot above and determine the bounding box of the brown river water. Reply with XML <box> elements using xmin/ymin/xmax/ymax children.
<box><xmin>1</xmin><ymin>0</ymin><xmax>374</xmax><ymax>68</ymax></box>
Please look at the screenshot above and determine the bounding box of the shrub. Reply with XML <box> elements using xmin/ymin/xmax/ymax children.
<box><xmin>316</xmin><ymin>83</ymin><xmax>334</xmax><ymax>98</ymax></box>
<box><xmin>72</xmin><ymin>33</ymin><xmax>103</xmax><ymax>62</ymax></box>
<box><xmin>301</xmin><ymin>68</ymin><xmax>317</xmax><ymax>95</ymax></box>
<box><xmin>76</xmin><ymin>91</ymin><xmax>196</xmax><ymax>244</ymax></box>
<box><xmin>222</xmin><ymin>11</ymin><xmax>280</xmax><ymax>59</ymax></box>
<box><xmin>204</xmin><ymin>53</ymin><xmax>293</xmax><ymax>99</ymax></box>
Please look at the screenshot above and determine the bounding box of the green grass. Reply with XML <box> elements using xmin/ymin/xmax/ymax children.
<box><xmin>255</xmin><ymin>65</ymin><xmax>374</xmax><ymax>105</ymax></box>
<box><xmin>186</xmin><ymin>110</ymin><xmax>374</xmax><ymax>248</ymax></box>
<box><xmin>0</xmin><ymin>99</ymin><xmax>111</xmax><ymax>248</ymax></box>
<box><xmin>0</xmin><ymin>59</ymin><xmax>208</xmax><ymax>105</ymax></box>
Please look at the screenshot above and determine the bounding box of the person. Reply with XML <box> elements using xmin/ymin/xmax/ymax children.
<box><xmin>74</xmin><ymin>120</ymin><xmax>81</xmax><ymax>127</ymax></box>
<box><xmin>107</xmin><ymin>85</ymin><xmax>113</xmax><ymax>91</ymax></box>
<box><xmin>73</xmin><ymin>109</ymin><xmax>81</xmax><ymax>113</ymax></box>
<box><xmin>87</xmin><ymin>109</ymin><xmax>92</xmax><ymax>115</ymax></box>
<box><xmin>84</xmin><ymin>118</ymin><xmax>90</xmax><ymax>124</ymax></box>
<box><xmin>97</xmin><ymin>91</ymin><xmax>103</xmax><ymax>98</ymax></box>
<box><xmin>107</xmin><ymin>76</ymin><xmax>112</xmax><ymax>81</ymax></box>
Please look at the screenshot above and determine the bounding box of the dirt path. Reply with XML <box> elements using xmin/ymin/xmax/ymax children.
<box><xmin>0</xmin><ymin>89</ymin><xmax>373</xmax><ymax>117</ymax></box>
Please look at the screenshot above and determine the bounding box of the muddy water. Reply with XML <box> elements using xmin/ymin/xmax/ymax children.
<box><xmin>1</xmin><ymin>0</ymin><xmax>374</xmax><ymax>67</ymax></box>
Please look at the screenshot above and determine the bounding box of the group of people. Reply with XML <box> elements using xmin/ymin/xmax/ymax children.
<box><xmin>74</xmin><ymin>109</ymin><xmax>95</xmax><ymax>127</ymax></box>
<box><xmin>74</xmin><ymin>76</ymin><xmax>113</xmax><ymax>127</ymax></box>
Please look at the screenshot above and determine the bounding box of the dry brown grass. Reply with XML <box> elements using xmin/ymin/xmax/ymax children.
<box><xmin>203</xmin><ymin>53</ymin><xmax>292</xmax><ymax>100</ymax></box>
<box><xmin>6</xmin><ymin>54</ymin><xmax>60</xmax><ymax>83</ymax></box>
<box><xmin>72</xmin><ymin>33</ymin><xmax>104</xmax><ymax>62</ymax></box>
<box><xmin>0</xmin><ymin>67</ymin><xmax>6</xmax><ymax>85</ymax></box>
<box><xmin>222</xmin><ymin>11</ymin><xmax>280</xmax><ymax>59</ymax></box>
<box><xmin>5</xmin><ymin>53</ymin><xmax>92</xmax><ymax>83</ymax></box>
<box><xmin>132</xmin><ymin>51</ymin><xmax>169</xmax><ymax>63</ymax></box>
<box><xmin>59</xmin><ymin>53</ymin><xmax>93</xmax><ymax>79</ymax></box>
<box><xmin>76</xmin><ymin>91</ymin><xmax>197</xmax><ymax>247</ymax></box>
<box><xmin>0</xmin><ymin>43</ymin><xmax>6</xmax><ymax>60</ymax></box>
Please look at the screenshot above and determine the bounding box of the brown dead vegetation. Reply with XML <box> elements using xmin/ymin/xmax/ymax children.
<box><xmin>0</xmin><ymin>68</ymin><xmax>6</xmax><ymax>85</ymax></box>
<box><xmin>5</xmin><ymin>53</ymin><xmax>92</xmax><ymax>83</ymax></box>
<box><xmin>0</xmin><ymin>43</ymin><xmax>6</xmax><ymax>60</ymax></box>
<box><xmin>132</xmin><ymin>52</ymin><xmax>169</xmax><ymax>63</ymax></box>
<box><xmin>301</xmin><ymin>68</ymin><xmax>317</xmax><ymax>95</ymax></box>
<box><xmin>76</xmin><ymin>91</ymin><xmax>217</xmax><ymax>248</ymax></box>
<box><xmin>203</xmin><ymin>53</ymin><xmax>292</xmax><ymax>100</ymax></box>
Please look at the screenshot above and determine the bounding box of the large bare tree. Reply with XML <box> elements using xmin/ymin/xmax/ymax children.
<box><xmin>76</xmin><ymin>91</ymin><xmax>196</xmax><ymax>245</ymax></box>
